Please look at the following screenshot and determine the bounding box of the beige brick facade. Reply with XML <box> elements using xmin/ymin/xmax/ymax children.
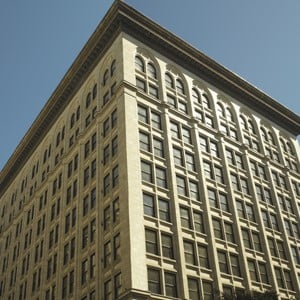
<box><xmin>1</xmin><ymin>1</ymin><xmax>300</xmax><ymax>299</ymax></box>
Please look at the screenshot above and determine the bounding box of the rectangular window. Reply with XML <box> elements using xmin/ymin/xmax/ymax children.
<box><xmin>69</xmin><ymin>270</ymin><xmax>74</xmax><ymax>294</ymax></box>
<box><xmin>104</xmin><ymin>279</ymin><xmax>112</xmax><ymax>300</ymax></box>
<box><xmin>104</xmin><ymin>241</ymin><xmax>111</xmax><ymax>268</ymax></box>
<box><xmin>248</xmin><ymin>260</ymin><xmax>258</xmax><ymax>281</ymax></box>
<box><xmin>103</xmin><ymin>174</ymin><xmax>110</xmax><ymax>196</ymax></box>
<box><xmin>231</xmin><ymin>174</ymin><xmax>239</xmax><ymax>191</ymax></box>
<box><xmin>252</xmin><ymin>232</ymin><xmax>262</xmax><ymax>252</ymax></box>
<box><xmin>145</xmin><ymin>229</ymin><xmax>158</xmax><ymax>255</ymax></box>
<box><xmin>214</xmin><ymin>165</ymin><xmax>224</xmax><ymax>184</ymax></box>
<box><xmin>103</xmin><ymin>118</ymin><xmax>110</xmax><ymax>137</ymax></box>
<box><xmin>104</xmin><ymin>206</ymin><xmax>110</xmax><ymax>230</ymax></box>
<box><xmin>91</xmin><ymin>133</ymin><xmax>96</xmax><ymax>150</ymax></box>
<box><xmin>198</xmin><ymin>244</ymin><xmax>209</xmax><ymax>268</ymax></box>
<box><xmin>138</xmin><ymin>105</ymin><xmax>148</xmax><ymax>123</ymax></box>
<box><xmin>153</xmin><ymin>138</ymin><xmax>164</xmax><ymax>157</ymax></box>
<box><xmin>91</xmin><ymin>159</ymin><xmax>96</xmax><ymax>178</ymax></box>
<box><xmin>268</xmin><ymin>238</ymin><xmax>276</xmax><ymax>257</ymax></box>
<box><xmin>81</xmin><ymin>259</ymin><xmax>88</xmax><ymax>285</ymax></box>
<box><xmin>113</xmin><ymin>198</ymin><xmax>120</xmax><ymax>223</ymax></box>
<box><xmin>173</xmin><ymin>147</ymin><xmax>183</xmax><ymax>166</ymax></box>
<box><xmin>170</xmin><ymin>121</ymin><xmax>180</xmax><ymax>139</ymax></box>
<box><xmin>203</xmin><ymin>281</ymin><xmax>213</xmax><ymax>300</ymax></box>
<box><xmin>83</xmin><ymin>167</ymin><xmax>89</xmax><ymax>186</ymax></box>
<box><xmin>230</xmin><ymin>254</ymin><xmax>241</xmax><ymax>276</ymax></box>
<box><xmin>176</xmin><ymin>175</ymin><xmax>187</xmax><ymax>196</ymax></box>
<box><xmin>194</xmin><ymin>211</ymin><xmax>204</xmax><ymax>233</ymax></box>
<box><xmin>147</xmin><ymin>268</ymin><xmax>160</xmax><ymax>294</ymax></box>
<box><xmin>284</xmin><ymin>270</ymin><xmax>294</xmax><ymax>290</ymax></box>
<box><xmin>139</xmin><ymin>132</ymin><xmax>150</xmax><ymax>152</ymax></box>
<box><xmin>180</xmin><ymin>206</ymin><xmax>191</xmax><ymax>229</ymax></box>
<box><xmin>149</xmin><ymin>84</ymin><xmax>159</xmax><ymax>98</ymax></box>
<box><xmin>178</xmin><ymin>100</ymin><xmax>188</xmax><ymax>113</ymax></box>
<box><xmin>182</xmin><ymin>126</ymin><xmax>192</xmax><ymax>144</ymax></box>
<box><xmin>213</xmin><ymin>218</ymin><xmax>223</xmax><ymax>239</ymax></box>
<box><xmin>143</xmin><ymin>193</ymin><xmax>155</xmax><ymax>217</ymax></box>
<box><xmin>151</xmin><ymin>111</ymin><xmax>161</xmax><ymax>130</ymax></box>
<box><xmin>184</xmin><ymin>240</ymin><xmax>196</xmax><ymax>265</ymax></box>
<box><xmin>62</xmin><ymin>275</ymin><xmax>68</xmax><ymax>298</ymax></box>
<box><xmin>91</xmin><ymin>188</ymin><xmax>96</xmax><ymax>208</ymax></box>
<box><xmin>220</xmin><ymin>193</ymin><xmax>229</xmax><ymax>212</ymax></box>
<box><xmin>161</xmin><ymin>234</ymin><xmax>174</xmax><ymax>259</ymax></box>
<box><xmin>186</xmin><ymin>152</ymin><xmax>195</xmax><ymax>171</ymax></box>
<box><xmin>242</xmin><ymin>229</ymin><xmax>251</xmax><ymax>249</ymax></box>
<box><xmin>259</xmin><ymin>263</ymin><xmax>269</xmax><ymax>284</ymax></box>
<box><xmin>155</xmin><ymin>167</ymin><xmax>167</xmax><ymax>188</ymax></box>
<box><xmin>111</xmin><ymin>109</ymin><xmax>117</xmax><ymax>128</ymax></box>
<box><xmin>114</xmin><ymin>273</ymin><xmax>122</xmax><ymax>299</ymax></box>
<box><xmin>83</xmin><ymin>195</ymin><xmax>89</xmax><ymax>216</ymax></box>
<box><xmin>82</xmin><ymin>226</ymin><xmax>88</xmax><ymax>248</ymax></box>
<box><xmin>141</xmin><ymin>161</ymin><xmax>152</xmax><ymax>183</ymax></box>
<box><xmin>275</xmin><ymin>268</ymin><xmax>284</xmax><ymax>288</ymax></box>
<box><xmin>188</xmin><ymin>278</ymin><xmax>200</xmax><ymax>300</ymax></box>
<box><xmin>225</xmin><ymin>222</ymin><xmax>235</xmax><ymax>243</ymax></box>
<box><xmin>158</xmin><ymin>199</ymin><xmax>170</xmax><ymax>222</ymax></box>
<box><xmin>203</xmin><ymin>161</ymin><xmax>212</xmax><ymax>179</ymax></box>
<box><xmin>90</xmin><ymin>218</ymin><xmax>96</xmax><ymax>243</ymax></box>
<box><xmin>245</xmin><ymin>203</ymin><xmax>255</xmax><ymax>222</ymax></box>
<box><xmin>84</xmin><ymin>141</ymin><xmax>90</xmax><ymax>159</ymax></box>
<box><xmin>111</xmin><ymin>136</ymin><xmax>118</xmax><ymax>156</ymax></box>
<box><xmin>112</xmin><ymin>165</ymin><xmax>119</xmax><ymax>187</ymax></box>
<box><xmin>165</xmin><ymin>272</ymin><xmax>177</xmax><ymax>297</ymax></box>
<box><xmin>189</xmin><ymin>180</ymin><xmax>199</xmax><ymax>201</ymax></box>
<box><xmin>208</xmin><ymin>189</ymin><xmax>217</xmax><ymax>208</ymax></box>
<box><xmin>218</xmin><ymin>251</ymin><xmax>229</xmax><ymax>274</ymax></box>
<box><xmin>113</xmin><ymin>234</ymin><xmax>121</xmax><ymax>260</ymax></box>
<box><xmin>63</xmin><ymin>244</ymin><xmax>69</xmax><ymax>265</ymax></box>
<box><xmin>103</xmin><ymin>145</ymin><xmax>110</xmax><ymax>165</ymax></box>
<box><xmin>136</xmin><ymin>77</ymin><xmax>146</xmax><ymax>92</ymax></box>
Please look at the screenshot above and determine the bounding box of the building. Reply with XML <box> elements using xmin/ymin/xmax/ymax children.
<box><xmin>1</xmin><ymin>1</ymin><xmax>300</xmax><ymax>299</ymax></box>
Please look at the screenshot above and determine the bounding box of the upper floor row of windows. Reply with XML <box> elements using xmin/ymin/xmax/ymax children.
<box><xmin>134</xmin><ymin>55</ymin><xmax>298</xmax><ymax>162</ymax></box>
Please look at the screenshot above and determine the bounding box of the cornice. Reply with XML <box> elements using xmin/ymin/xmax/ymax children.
<box><xmin>118</xmin><ymin>3</ymin><xmax>299</xmax><ymax>133</ymax></box>
<box><xmin>1</xmin><ymin>0</ymin><xmax>299</xmax><ymax>196</ymax></box>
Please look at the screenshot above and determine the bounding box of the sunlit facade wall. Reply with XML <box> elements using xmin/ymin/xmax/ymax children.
<box><xmin>0</xmin><ymin>2</ymin><xmax>299</xmax><ymax>300</ymax></box>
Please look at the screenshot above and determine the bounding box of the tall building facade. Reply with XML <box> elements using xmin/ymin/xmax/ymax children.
<box><xmin>1</xmin><ymin>1</ymin><xmax>300</xmax><ymax>299</ymax></box>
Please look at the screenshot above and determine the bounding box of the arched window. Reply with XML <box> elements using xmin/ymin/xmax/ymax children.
<box><xmin>216</xmin><ymin>103</ymin><xmax>225</xmax><ymax>117</ymax></box>
<box><xmin>240</xmin><ymin>115</ymin><xmax>247</xmax><ymax>130</ymax></box>
<box><xmin>110</xmin><ymin>60</ymin><xmax>116</xmax><ymax>76</ymax></box>
<box><xmin>135</xmin><ymin>56</ymin><xmax>144</xmax><ymax>72</ymax></box>
<box><xmin>176</xmin><ymin>78</ymin><xmax>185</xmax><ymax>94</ymax></box>
<box><xmin>147</xmin><ymin>63</ymin><xmax>157</xmax><ymax>79</ymax></box>
<box><xmin>248</xmin><ymin>121</ymin><xmax>255</xmax><ymax>134</ymax></box>
<box><xmin>280</xmin><ymin>138</ymin><xmax>286</xmax><ymax>152</ymax></box>
<box><xmin>202</xmin><ymin>94</ymin><xmax>210</xmax><ymax>109</ymax></box>
<box><xmin>70</xmin><ymin>113</ymin><xmax>75</xmax><ymax>129</ymax></box>
<box><xmin>286</xmin><ymin>142</ymin><xmax>294</xmax><ymax>155</ymax></box>
<box><xmin>226</xmin><ymin>108</ymin><xmax>234</xmax><ymax>122</ymax></box>
<box><xmin>268</xmin><ymin>131</ymin><xmax>275</xmax><ymax>145</ymax></box>
<box><xmin>92</xmin><ymin>84</ymin><xmax>97</xmax><ymax>99</ymax></box>
<box><xmin>261</xmin><ymin>127</ymin><xmax>267</xmax><ymax>142</ymax></box>
<box><xmin>86</xmin><ymin>92</ymin><xmax>91</xmax><ymax>108</ymax></box>
<box><xmin>165</xmin><ymin>73</ymin><xmax>174</xmax><ymax>89</ymax></box>
<box><xmin>56</xmin><ymin>132</ymin><xmax>61</xmax><ymax>146</ymax></box>
<box><xmin>192</xmin><ymin>88</ymin><xmax>200</xmax><ymax>103</ymax></box>
<box><xmin>76</xmin><ymin>106</ymin><xmax>81</xmax><ymax>121</ymax></box>
<box><xmin>103</xmin><ymin>69</ymin><xmax>109</xmax><ymax>86</ymax></box>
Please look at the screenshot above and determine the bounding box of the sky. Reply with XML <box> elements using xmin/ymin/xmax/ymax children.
<box><xmin>0</xmin><ymin>0</ymin><xmax>299</xmax><ymax>171</ymax></box>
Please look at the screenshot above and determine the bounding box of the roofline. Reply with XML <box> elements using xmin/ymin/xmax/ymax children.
<box><xmin>1</xmin><ymin>0</ymin><xmax>299</xmax><ymax>195</ymax></box>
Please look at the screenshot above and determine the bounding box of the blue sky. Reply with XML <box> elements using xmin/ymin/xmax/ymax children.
<box><xmin>0</xmin><ymin>0</ymin><xmax>299</xmax><ymax>171</ymax></box>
